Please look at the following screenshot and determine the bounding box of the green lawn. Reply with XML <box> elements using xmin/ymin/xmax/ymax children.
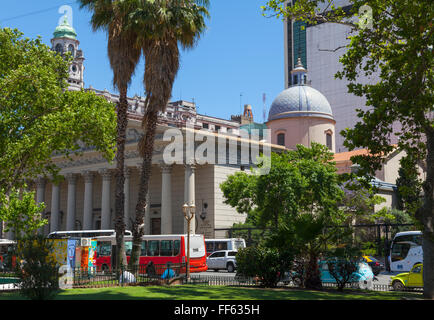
<box><xmin>0</xmin><ymin>285</ymin><xmax>423</xmax><ymax>300</ymax></box>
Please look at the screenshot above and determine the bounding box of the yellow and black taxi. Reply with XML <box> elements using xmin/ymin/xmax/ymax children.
<box><xmin>390</xmin><ymin>263</ymin><xmax>423</xmax><ymax>291</ymax></box>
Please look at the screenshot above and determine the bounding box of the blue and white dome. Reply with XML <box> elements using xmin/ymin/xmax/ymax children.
<box><xmin>268</xmin><ymin>58</ymin><xmax>333</xmax><ymax>122</ymax></box>
<box><xmin>268</xmin><ymin>85</ymin><xmax>333</xmax><ymax>121</ymax></box>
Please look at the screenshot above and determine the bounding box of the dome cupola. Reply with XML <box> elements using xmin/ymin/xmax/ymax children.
<box><xmin>268</xmin><ymin>58</ymin><xmax>333</xmax><ymax>122</ymax></box>
<box><xmin>266</xmin><ymin>58</ymin><xmax>336</xmax><ymax>152</ymax></box>
<box><xmin>53</xmin><ymin>16</ymin><xmax>77</xmax><ymax>40</ymax></box>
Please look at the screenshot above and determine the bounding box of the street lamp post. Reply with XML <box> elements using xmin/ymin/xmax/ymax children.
<box><xmin>182</xmin><ymin>202</ymin><xmax>196</xmax><ymax>281</ymax></box>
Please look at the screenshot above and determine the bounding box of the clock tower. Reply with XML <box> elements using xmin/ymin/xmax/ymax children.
<box><xmin>51</xmin><ymin>16</ymin><xmax>84</xmax><ymax>91</ymax></box>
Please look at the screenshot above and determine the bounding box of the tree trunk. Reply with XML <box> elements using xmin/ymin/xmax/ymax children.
<box><xmin>114</xmin><ymin>86</ymin><xmax>128</xmax><ymax>270</ymax></box>
<box><xmin>128</xmin><ymin>110</ymin><xmax>159</xmax><ymax>268</ymax></box>
<box><xmin>421</xmin><ymin>129</ymin><xmax>434</xmax><ymax>299</ymax></box>
<box><xmin>129</xmin><ymin>39</ymin><xmax>179</xmax><ymax>269</ymax></box>
<box><xmin>304</xmin><ymin>250</ymin><xmax>322</xmax><ymax>290</ymax></box>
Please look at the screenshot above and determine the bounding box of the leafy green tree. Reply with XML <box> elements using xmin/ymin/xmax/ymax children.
<box><xmin>221</xmin><ymin>144</ymin><xmax>347</xmax><ymax>289</ymax></box>
<box><xmin>325</xmin><ymin>245</ymin><xmax>363</xmax><ymax>292</ymax></box>
<box><xmin>0</xmin><ymin>27</ymin><xmax>116</xmax><ymax>195</ymax></box>
<box><xmin>14</xmin><ymin>235</ymin><xmax>60</xmax><ymax>300</ymax></box>
<box><xmin>263</xmin><ymin>0</ymin><xmax>434</xmax><ymax>299</ymax></box>
<box><xmin>396</xmin><ymin>155</ymin><xmax>423</xmax><ymax>215</ymax></box>
<box><xmin>0</xmin><ymin>188</ymin><xmax>47</xmax><ymax>238</ymax></box>
<box><xmin>236</xmin><ymin>246</ymin><xmax>292</xmax><ymax>288</ymax></box>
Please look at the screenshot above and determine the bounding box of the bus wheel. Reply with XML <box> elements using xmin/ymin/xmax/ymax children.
<box><xmin>227</xmin><ymin>263</ymin><xmax>235</xmax><ymax>273</ymax></box>
<box><xmin>392</xmin><ymin>281</ymin><xmax>404</xmax><ymax>291</ymax></box>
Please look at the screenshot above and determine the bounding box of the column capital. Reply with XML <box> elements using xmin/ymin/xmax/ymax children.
<box><xmin>66</xmin><ymin>173</ymin><xmax>77</xmax><ymax>184</ymax></box>
<box><xmin>136</xmin><ymin>163</ymin><xmax>143</xmax><ymax>174</ymax></box>
<box><xmin>35</xmin><ymin>176</ymin><xmax>46</xmax><ymax>188</ymax></box>
<box><xmin>160</xmin><ymin>162</ymin><xmax>172</xmax><ymax>174</ymax></box>
<box><xmin>184</xmin><ymin>163</ymin><xmax>196</xmax><ymax>172</ymax></box>
<box><xmin>124</xmin><ymin>167</ymin><xmax>132</xmax><ymax>178</ymax></box>
<box><xmin>82</xmin><ymin>170</ymin><xmax>95</xmax><ymax>183</ymax></box>
<box><xmin>99</xmin><ymin>168</ymin><xmax>112</xmax><ymax>181</ymax></box>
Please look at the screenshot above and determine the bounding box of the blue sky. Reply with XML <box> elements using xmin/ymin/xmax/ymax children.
<box><xmin>0</xmin><ymin>0</ymin><xmax>284</xmax><ymax>122</ymax></box>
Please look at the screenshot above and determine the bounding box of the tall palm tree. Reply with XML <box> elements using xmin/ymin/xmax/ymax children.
<box><xmin>78</xmin><ymin>0</ymin><xmax>141</xmax><ymax>270</ymax></box>
<box><xmin>127</xmin><ymin>0</ymin><xmax>209</xmax><ymax>267</ymax></box>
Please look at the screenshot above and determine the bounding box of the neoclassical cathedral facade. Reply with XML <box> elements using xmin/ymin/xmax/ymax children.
<box><xmin>2</xmin><ymin>18</ymin><xmax>285</xmax><ymax>240</ymax></box>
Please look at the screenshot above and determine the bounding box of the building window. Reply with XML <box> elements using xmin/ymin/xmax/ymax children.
<box><xmin>277</xmin><ymin>133</ymin><xmax>285</xmax><ymax>146</ymax></box>
<box><xmin>215</xmin><ymin>125</ymin><xmax>221</xmax><ymax>132</ymax></box>
<box><xmin>202</xmin><ymin>123</ymin><xmax>209</xmax><ymax>129</ymax></box>
<box><xmin>68</xmin><ymin>44</ymin><xmax>75</xmax><ymax>57</ymax></box>
<box><xmin>326</xmin><ymin>133</ymin><xmax>332</xmax><ymax>150</ymax></box>
<box><xmin>55</xmin><ymin>43</ymin><xmax>63</xmax><ymax>54</ymax></box>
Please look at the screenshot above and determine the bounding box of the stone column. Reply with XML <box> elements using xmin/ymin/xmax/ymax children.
<box><xmin>160</xmin><ymin>164</ymin><xmax>172</xmax><ymax>234</ymax></box>
<box><xmin>100</xmin><ymin>169</ymin><xmax>112</xmax><ymax>230</ymax></box>
<box><xmin>66</xmin><ymin>173</ymin><xmax>77</xmax><ymax>231</ymax></box>
<box><xmin>83</xmin><ymin>171</ymin><xmax>95</xmax><ymax>230</ymax></box>
<box><xmin>184</xmin><ymin>163</ymin><xmax>196</xmax><ymax>234</ymax></box>
<box><xmin>124</xmin><ymin>167</ymin><xmax>131</xmax><ymax>229</ymax></box>
<box><xmin>36</xmin><ymin>177</ymin><xmax>46</xmax><ymax>205</ymax></box>
<box><xmin>50</xmin><ymin>180</ymin><xmax>61</xmax><ymax>233</ymax></box>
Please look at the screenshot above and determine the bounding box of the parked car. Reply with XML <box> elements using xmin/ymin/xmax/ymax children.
<box><xmin>319</xmin><ymin>260</ymin><xmax>375</xmax><ymax>289</ymax></box>
<box><xmin>390</xmin><ymin>263</ymin><xmax>423</xmax><ymax>291</ymax></box>
<box><xmin>206</xmin><ymin>250</ymin><xmax>237</xmax><ymax>272</ymax></box>
<box><xmin>281</xmin><ymin>260</ymin><xmax>375</xmax><ymax>288</ymax></box>
<box><xmin>362</xmin><ymin>255</ymin><xmax>384</xmax><ymax>276</ymax></box>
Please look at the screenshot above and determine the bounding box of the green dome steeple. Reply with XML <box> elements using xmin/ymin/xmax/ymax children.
<box><xmin>53</xmin><ymin>16</ymin><xmax>77</xmax><ymax>40</ymax></box>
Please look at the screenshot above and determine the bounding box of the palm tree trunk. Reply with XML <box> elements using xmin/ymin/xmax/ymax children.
<box><xmin>129</xmin><ymin>109</ymin><xmax>159</xmax><ymax>268</ymax></box>
<box><xmin>129</xmin><ymin>39</ymin><xmax>180</xmax><ymax>269</ymax></box>
<box><xmin>114</xmin><ymin>86</ymin><xmax>128</xmax><ymax>270</ymax></box>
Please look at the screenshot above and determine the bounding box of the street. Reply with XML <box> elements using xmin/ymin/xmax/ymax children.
<box><xmin>196</xmin><ymin>269</ymin><xmax>396</xmax><ymax>287</ymax></box>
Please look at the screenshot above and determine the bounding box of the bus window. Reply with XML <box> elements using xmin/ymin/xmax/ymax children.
<box><xmin>174</xmin><ymin>240</ymin><xmax>180</xmax><ymax>256</ymax></box>
<box><xmin>125</xmin><ymin>241</ymin><xmax>133</xmax><ymax>256</ymax></box>
<box><xmin>205</xmin><ymin>242</ymin><xmax>214</xmax><ymax>253</ymax></box>
<box><xmin>391</xmin><ymin>242</ymin><xmax>411</xmax><ymax>262</ymax></box>
<box><xmin>97</xmin><ymin>241</ymin><xmax>112</xmax><ymax>257</ymax></box>
<box><xmin>147</xmin><ymin>240</ymin><xmax>159</xmax><ymax>256</ymax></box>
<box><xmin>394</xmin><ymin>235</ymin><xmax>422</xmax><ymax>246</ymax></box>
<box><xmin>160</xmin><ymin>240</ymin><xmax>173</xmax><ymax>256</ymax></box>
<box><xmin>233</xmin><ymin>240</ymin><xmax>245</xmax><ymax>250</ymax></box>
<box><xmin>215</xmin><ymin>242</ymin><xmax>227</xmax><ymax>251</ymax></box>
<box><xmin>141</xmin><ymin>241</ymin><xmax>147</xmax><ymax>256</ymax></box>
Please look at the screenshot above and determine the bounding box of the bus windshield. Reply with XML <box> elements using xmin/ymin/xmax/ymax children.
<box><xmin>389</xmin><ymin>231</ymin><xmax>423</xmax><ymax>272</ymax></box>
<box><xmin>391</xmin><ymin>241</ymin><xmax>413</xmax><ymax>262</ymax></box>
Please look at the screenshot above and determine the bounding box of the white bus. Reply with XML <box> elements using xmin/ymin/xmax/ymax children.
<box><xmin>205</xmin><ymin>238</ymin><xmax>246</xmax><ymax>256</ymax></box>
<box><xmin>47</xmin><ymin>229</ymin><xmax>132</xmax><ymax>239</ymax></box>
<box><xmin>389</xmin><ymin>231</ymin><xmax>423</xmax><ymax>272</ymax></box>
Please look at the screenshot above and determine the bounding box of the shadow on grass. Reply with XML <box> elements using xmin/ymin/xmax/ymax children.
<box><xmin>0</xmin><ymin>285</ymin><xmax>423</xmax><ymax>301</ymax></box>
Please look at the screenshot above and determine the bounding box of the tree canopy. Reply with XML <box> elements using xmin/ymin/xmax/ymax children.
<box><xmin>0</xmin><ymin>27</ymin><xmax>117</xmax><ymax>193</ymax></box>
<box><xmin>263</xmin><ymin>0</ymin><xmax>434</xmax><ymax>298</ymax></box>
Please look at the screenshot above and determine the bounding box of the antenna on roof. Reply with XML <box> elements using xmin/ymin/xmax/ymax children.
<box><xmin>262</xmin><ymin>93</ymin><xmax>267</xmax><ymax>123</ymax></box>
<box><xmin>239</xmin><ymin>93</ymin><xmax>243</xmax><ymax>115</ymax></box>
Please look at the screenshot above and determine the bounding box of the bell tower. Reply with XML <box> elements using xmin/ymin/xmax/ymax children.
<box><xmin>51</xmin><ymin>16</ymin><xmax>85</xmax><ymax>91</ymax></box>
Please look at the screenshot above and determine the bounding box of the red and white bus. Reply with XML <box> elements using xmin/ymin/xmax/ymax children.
<box><xmin>95</xmin><ymin>234</ymin><xmax>208</xmax><ymax>273</ymax></box>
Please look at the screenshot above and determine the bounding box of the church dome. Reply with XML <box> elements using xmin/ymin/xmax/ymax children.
<box><xmin>268</xmin><ymin>85</ymin><xmax>333</xmax><ymax>121</ymax></box>
<box><xmin>53</xmin><ymin>17</ymin><xmax>77</xmax><ymax>40</ymax></box>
